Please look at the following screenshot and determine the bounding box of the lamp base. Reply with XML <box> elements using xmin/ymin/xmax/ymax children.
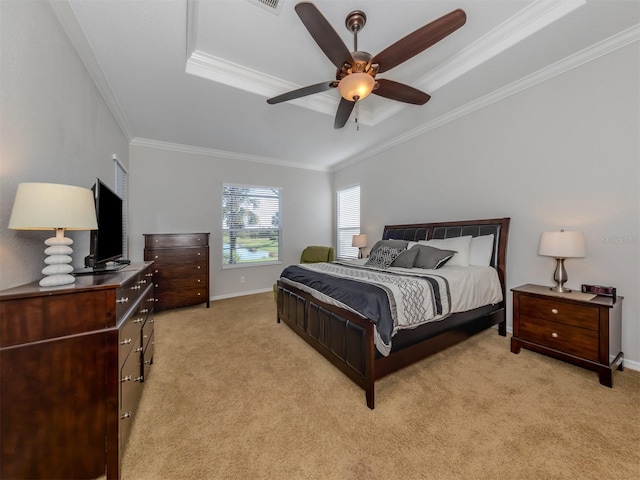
<box><xmin>40</xmin><ymin>229</ymin><xmax>75</xmax><ymax>287</ymax></box>
<box><xmin>550</xmin><ymin>257</ymin><xmax>570</xmax><ymax>293</ymax></box>
<box><xmin>549</xmin><ymin>285</ymin><xmax>572</xmax><ymax>293</ymax></box>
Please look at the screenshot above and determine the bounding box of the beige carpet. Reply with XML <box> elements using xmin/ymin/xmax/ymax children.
<box><xmin>121</xmin><ymin>293</ymin><xmax>640</xmax><ymax>480</ymax></box>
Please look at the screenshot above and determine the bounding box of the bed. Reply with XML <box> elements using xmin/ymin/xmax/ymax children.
<box><xmin>276</xmin><ymin>217</ymin><xmax>510</xmax><ymax>409</ymax></box>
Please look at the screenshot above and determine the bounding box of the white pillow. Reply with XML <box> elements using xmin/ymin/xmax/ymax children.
<box><xmin>470</xmin><ymin>234</ymin><xmax>495</xmax><ymax>267</ymax></box>
<box><xmin>418</xmin><ymin>235</ymin><xmax>473</xmax><ymax>266</ymax></box>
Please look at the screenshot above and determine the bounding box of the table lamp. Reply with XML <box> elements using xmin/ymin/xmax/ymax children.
<box><xmin>352</xmin><ymin>234</ymin><xmax>368</xmax><ymax>259</ymax></box>
<box><xmin>538</xmin><ymin>230</ymin><xmax>586</xmax><ymax>293</ymax></box>
<box><xmin>8</xmin><ymin>182</ymin><xmax>98</xmax><ymax>287</ymax></box>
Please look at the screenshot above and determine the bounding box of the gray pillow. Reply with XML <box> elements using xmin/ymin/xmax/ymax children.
<box><xmin>410</xmin><ymin>244</ymin><xmax>456</xmax><ymax>269</ymax></box>
<box><xmin>365</xmin><ymin>246</ymin><xmax>403</xmax><ymax>268</ymax></box>
<box><xmin>390</xmin><ymin>248</ymin><xmax>419</xmax><ymax>268</ymax></box>
<box><xmin>369</xmin><ymin>239</ymin><xmax>409</xmax><ymax>257</ymax></box>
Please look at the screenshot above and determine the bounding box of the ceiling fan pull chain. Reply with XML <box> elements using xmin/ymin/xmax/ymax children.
<box><xmin>355</xmin><ymin>102</ymin><xmax>360</xmax><ymax>131</ymax></box>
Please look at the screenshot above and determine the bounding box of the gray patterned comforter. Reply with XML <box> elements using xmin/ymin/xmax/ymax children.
<box><xmin>279</xmin><ymin>261</ymin><xmax>452</xmax><ymax>356</ymax></box>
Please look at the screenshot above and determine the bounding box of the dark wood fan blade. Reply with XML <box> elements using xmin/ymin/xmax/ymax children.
<box><xmin>267</xmin><ymin>81</ymin><xmax>336</xmax><ymax>105</ymax></box>
<box><xmin>371</xmin><ymin>9</ymin><xmax>466</xmax><ymax>74</ymax></box>
<box><xmin>334</xmin><ymin>98</ymin><xmax>355</xmax><ymax>129</ymax></box>
<box><xmin>295</xmin><ymin>2</ymin><xmax>355</xmax><ymax>69</ymax></box>
<box><xmin>373</xmin><ymin>79</ymin><xmax>431</xmax><ymax>105</ymax></box>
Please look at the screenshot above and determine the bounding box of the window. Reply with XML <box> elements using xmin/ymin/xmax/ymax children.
<box><xmin>222</xmin><ymin>184</ymin><xmax>281</xmax><ymax>267</ymax></box>
<box><xmin>114</xmin><ymin>156</ymin><xmax>128</xmax><ymax>259</ymax></box>
<box><xmin>337</xmin><ymin>185</ymin><xmax>360</xmax><ymax>259</ymax></box>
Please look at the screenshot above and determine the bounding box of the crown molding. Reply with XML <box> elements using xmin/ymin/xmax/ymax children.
<box><xmin>186</xmin><ymin>0</ymin><xmax>586</xmax><ymax>128</ymax></box>
<box><xmin>48</xmin><ymin>0</ymin><xmax>133</xmax><ymax>142</ymax></box>
<box><xmin>332</xmin><ymin>24</ymin><xmax>640</xmax><ymax>172</ymax></box>
<box><xmin>129</xmin><ymin>137</ymin><xmax>331</xmax><ymax>172</ymax></box>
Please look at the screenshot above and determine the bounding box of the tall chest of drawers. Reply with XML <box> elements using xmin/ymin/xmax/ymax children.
<box><xmin>0</xmin><ymin>262</ymin><xmax>154</xmax><ymax>480</ymax></box>
<box><xmin>144</xmin><ymin>233</ymin><xmax>210</xmax><ymax>311</ymax></box>
<box><xmin>511</xmin><ymin>284</ymin><xmax>623</xmax><ymax>387</ymax></box>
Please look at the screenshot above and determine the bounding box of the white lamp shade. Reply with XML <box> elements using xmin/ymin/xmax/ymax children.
<box><xmin>352</xmin><ymin>234</ymin><xmax>368</xmax><ymax>248</ymax></box>
<box><xmin>8</xmin><ymin>182</ymin><xmax>98</xmax><ymax>231</ymax></box>
<box><xmin>338</xmin><ymin>73</ymin><xmax>375</xmax><ymax>101</ymax></box>
<box><xmin>538</xmin><ymin>231</ymin><xmax>586</xmax><ymax>258</ymax></box>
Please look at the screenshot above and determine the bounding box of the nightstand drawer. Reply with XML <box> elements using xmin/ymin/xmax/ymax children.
<box><xmin>519</xmin><ymin>295</ymin><xmax>599</xmax><ymax>330</ymax></box>
<box><xmin>519</xmin><ymin>315</ymin><xmax>599</xmax><ymax>361</ymax></box>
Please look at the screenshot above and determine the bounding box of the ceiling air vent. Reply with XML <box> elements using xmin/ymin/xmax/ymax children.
<box><xmin>246</xmin><ymin>0</ymin><xmax>284</xmax><ymax>16</ymax></box>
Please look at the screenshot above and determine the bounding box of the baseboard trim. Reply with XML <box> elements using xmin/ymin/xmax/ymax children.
<box><xmin>210</xmin><ymin>288</ymin><xmax>272</xmax><ymax>301</ymax></box>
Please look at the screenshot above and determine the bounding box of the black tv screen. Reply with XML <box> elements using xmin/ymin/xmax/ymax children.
<box><xmin>89</xmin><ymin>178</ymin><xmax>123</xmax><ymax>267</ymax></box>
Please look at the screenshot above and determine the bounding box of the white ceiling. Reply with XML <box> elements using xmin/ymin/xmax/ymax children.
<box><xmin>53</xmin><ymin>0</ymin><xmax>639</xmax><ymax>171</ymax></box>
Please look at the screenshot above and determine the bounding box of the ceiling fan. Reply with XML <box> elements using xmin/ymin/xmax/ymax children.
<box><xmin>266</xmin><ymin>2</ymin><xmax>467</xmax><ymax>129</ymax></box>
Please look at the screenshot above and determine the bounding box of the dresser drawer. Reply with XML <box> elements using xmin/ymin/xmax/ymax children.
<box><xmin>115</xmin><ymin>273</ymin><xmax>152</xmax><ymax>321</ymax></box>
<box><xmin>143</xmin><ymin>330</ymin><xmax>154</xmax><ymax>381</ymax></box>
<box><xmin>152</xmin><ymin>263</ymin><xmax>207</xmax><ymax>281</ymax></box>
<box><xmin>145</xmin><ymin>247</ymin><xmax>208</xmax><ymax>265</ymax></box>
<box><xmin>155</xmin><ymin>286</ymin><xmax>208</xmax><ymax>310</ymax></box>
<box><xmin>519</xmin><ymin>295</ymin><xmax>599</xmax><ymax>330</ymax></box>
<box><xmin>145</xmin><ymin>233</ymin><xmax>208</xmax><ymax>249</ymax></box>
<box><xmin>519</xmin><ymin>315</ymin><xmax>599</xmax><ymax>361</ymax></box>
<box><xmin>120</xmin><ymin>340</ymin><xmax>143</xmax><ymax>449</ymax></box>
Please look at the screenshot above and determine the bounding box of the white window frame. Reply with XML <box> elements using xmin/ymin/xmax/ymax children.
<box><xmin>114</xmin><ymin>156</ymin><xmax>128</xmax><ymax>260</ymax></box>
<box><xmin>336</xmin><ymin>185</ymin><xmax>360</xmax><ymax>259</ymax></box>
<box><xmin>222</xmin><ymin>183</ymin><xmax>282</xmax><ymax>268</ymax></box>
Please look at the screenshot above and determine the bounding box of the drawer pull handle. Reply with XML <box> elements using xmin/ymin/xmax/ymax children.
<box><xmin>121</xmin><ymin>412</ymin><xmax>132</xmax><ymax>420</ymax></box>
<box><xmin>147</xmin><ymin>298</ymin><xmax>155</xmax><ymax>303</ymax></box>
<box><xmin>141</xmin><ymin>308</ymin><xmax>149</xmax><ymax>314</ymax></box>
<box><xmin>135</xmin><ymin>347</ymin><xmax>143</xmax><ymax>353</ymax></box>
<box><xmin>155</xmin><ymin>255</ymin><xmax>159</xmax><ymax>259</ymax></box>
<box><xmin>134</xmin><ymin>376</ymin><xmax>144</xmax><ymax>382</ymax></box>
<box><xmin>551</xmin><ymin>308</ymin><xmax>558</xmax><ymax>314</ymax></box>
<box><xmin>197</xmin><ymin>266</ymin><xmax>201</xmax><ymax>269</ymax></box>
<box><xmin>120</xmin><ymin>338</ymin><xmax>132</xmax><ymax>345</ymax></box>
<box><xmin>551</xmin><ymin>332</ymin><xmax>559</xmax><ymax>338</ymax></box>
<box><xmin>134</xmin><ymin>317</ymin><xmax>144</xmax><ymax>323</ymax></box>
<box><xmin>121</xmin><ymin>375</ymin><xmax>132</xmax><ymax>382</ymax></box>
<box><xmin>116</xmin><ymin>297</ymin><xmax>129</xmax><ymax>304</ymax></box>
<box><xmin>144</xmin><ymin>360</ymin><xmax>152</xmax><ymax>365</ymax></box>
<box><xmin>131</xmin><ymin>285</ymin><xmax>140</xmax><ymax>291</ymax></box>
<box><xmin>138</xmin><ymin>279</ymin><xmax>146</xmax><ymax>285</ymax></box>
<box><xmin>145</xmin><ymin>273</ymin><xmax>153</xmax><ymax>277</ymax></box>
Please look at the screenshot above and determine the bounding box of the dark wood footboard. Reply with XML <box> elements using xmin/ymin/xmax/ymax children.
<box><xmin>276</xmin><ymin>217</ymin><xmax>510</xmax><ymax>409</ymax></box>
<box><xmin>277</xmin><ymin>282</ymin><xmax>505</xmax><ymax>409</ymax></box>
<box><xmin>277</xmin><ymin>283</ymin><xmax>377</xmax><ymax>408</ymax></box>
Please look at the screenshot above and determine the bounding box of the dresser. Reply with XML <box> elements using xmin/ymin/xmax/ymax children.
<box><xmin>0</xmin><ymin>262</ymin><xmax>154</xmax><ymax>480</ymax></box>
<box><xmin>511</xmin><ymin>284</ymin><xmax>623</xmax><ymax>387</ymax></box>
<box><xmin>144</xmin><ymin>233</ymin><xmax>210</xmax><ymax>311</ymax></box>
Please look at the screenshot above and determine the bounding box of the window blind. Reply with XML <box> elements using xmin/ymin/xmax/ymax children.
<box><xmin>337</xmin><ymin>185</ymin><xmax>360</xmax><ymax>259</ymax></box>
<box><xmin>222</xmin><ymin>184</ymin><xmax>281</xmax><ymax>267</ymax></box>
<box><xmin>114</xmin><ymin>157</ymin><xmax>128</xmax><ymax>259</ymax></box>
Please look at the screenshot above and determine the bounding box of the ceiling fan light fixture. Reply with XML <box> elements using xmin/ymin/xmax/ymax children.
<box><xmin>338</xmin><ymin>73</ymin><xmax>375</xmax><ymax>102</ymax></box>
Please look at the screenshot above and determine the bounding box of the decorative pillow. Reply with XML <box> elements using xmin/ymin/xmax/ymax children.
<box><xmin>470</xmin><ymin>234</ymin><xmax>495</xmax><ymax>267</ymax></box>
<box><xmin>369</xmin><ymin>239</ymin><xmax>409</xmax><ymax>257</ymax></box>
<box><xmin>365</xmin><ymin>246</ymin><xmax>402</xmax><ymax>268</ymax></box>
<box><xmin>410</xmin><ymin>245</ymin><xmax>456</xmax><ymax>269</ymax></box>
<box><xmin>390</xmin><ymin>248</ymin><xmax>419</xmax><ymax>268</ymax></box>
<box><xmin>418</xmin><ymin>235</ymin><xmax>473</xmax><ymax>266</ymax></box>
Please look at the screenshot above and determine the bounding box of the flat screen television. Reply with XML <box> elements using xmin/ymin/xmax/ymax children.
<box><xmin>83</xmin><ymin>178</ymin><xmax>125</xmax><ymax>272</ymax></box>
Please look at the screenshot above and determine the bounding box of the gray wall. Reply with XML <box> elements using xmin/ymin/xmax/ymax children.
<box><xmin>334</xmin><ymin>42</ymin><xmax>640</xmax><ymax>368</ymax></box>
<box><xmin>0</xmin><ymin>0</ymin><xmax>129</xmax><ymax>290</ymax></box>
<box><xmin>127</xmin><ymin>144</ymin><xmax>333</xmax><ymax>299</ymax></box>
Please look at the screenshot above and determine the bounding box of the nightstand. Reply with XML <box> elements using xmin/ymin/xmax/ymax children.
<box><xmin>511</xmin><ymin>284</ymin><xmax>623</xmax><ymax>387</ymax></box>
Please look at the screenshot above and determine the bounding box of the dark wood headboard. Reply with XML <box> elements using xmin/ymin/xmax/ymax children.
<box><xmin>382</xmin><ymin>218</ymin><xmax>511</xmax><ymax>303</ymax></box>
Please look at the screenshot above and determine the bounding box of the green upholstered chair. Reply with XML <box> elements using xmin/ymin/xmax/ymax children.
<box><xmin>299</xmin><ymin>245</ymin><xmax>335</xmax><ymax>263</ymax></box>
<box><xmin>274</xmin><ymin>246</ymin><xmax>335</xmax><ymax>300</ymax></box>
